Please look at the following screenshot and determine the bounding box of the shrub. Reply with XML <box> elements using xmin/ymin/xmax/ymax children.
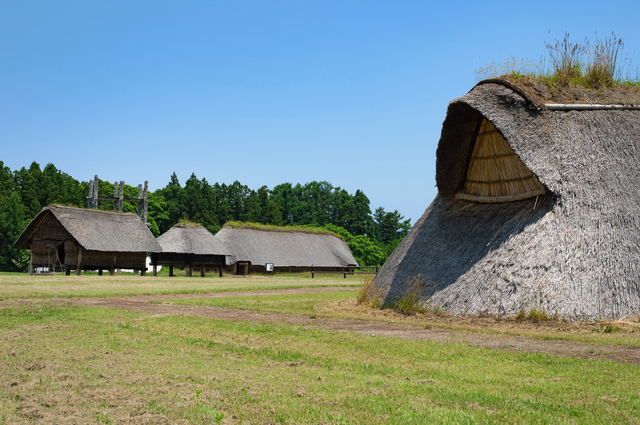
<box><xmin>515</xmin><ymin>308</ymin><xmax>552</xmax><ymax>322</ymax></box>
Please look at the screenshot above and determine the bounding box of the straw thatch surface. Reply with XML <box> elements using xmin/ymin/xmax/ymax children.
<box><xmin>373</xmin><ymin>79</ymin><xmax>640</xmax><ymax>320</ymax></box>
<box><xmin>157</xmin><ymin>224</ymin><xmax>232</xmax><ymax>256</ymax></box>
<box><xmin>14</xmin><ymin>205</ymin><xmax>161</xmax><ymax>253</ymax></box>
<box><xmin>216</xmin><ymin>225</ymin><xmax>358</xmax><ymax>267</ymax></box>
<box><xmin>478</xmin><ymin>75</ymin><xmax>640</xmax><ymax>109</ymax></box>
<box><xmin>457</xmin><ymin>118</ymin><xmax>545</xmax><ymax>202</ymax></box>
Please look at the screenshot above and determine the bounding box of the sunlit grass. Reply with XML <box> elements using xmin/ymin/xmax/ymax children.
<box><xmin>1</xmin><ymin>303</ymin><xmax>639</xmax><ymax>423</ymax></box>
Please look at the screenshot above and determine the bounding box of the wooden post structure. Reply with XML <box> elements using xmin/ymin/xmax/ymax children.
<box><xmin>98</xmin><ymin>269</ymin><xmax>103</xmax><ymax>276</ymax></box>
<box><xmin>200</xmin><ymin>266</ymin><xmax>205</xmax><ymax>277</ymax></box>
<box><xmin>88</xmin><ymin>180</ymin><xmax>94</xmax><ymax>209</ymax></box>
<box><xmin>76</xmin><ymin>247</ymin><xmax>83</xmax><ymax>276</ymax></box>
<box><xmin>169</xmin><ymin>266</ymin><xmax>174</xmax><ymax>277</ymax></box>
<box><xmin>137</xmin><ymin>184</ymin><xmax>143</xmax><ymax>217</ymax></box>
<box><xmin>118</xmin><ymin>181</ymin><xmax>124</xmax><ymax>212</ymax></box>
<box><xmin>141</xmin><ymin>267</ymin><xmax>146</xmax><ymax>277</ymax></box>
<box><xmin>113</xmin><ymin>182</ymin><xmax>119</xmax><ymax>210</ymax></box>
<box><xmin>93</xmin><ymin>176</ymin><xmax>99</xmax><ymax>209</ymax></box>
<box><xmin>29</xmin><ymin>256</ymin><xmax>34</xmax><ymax>276</ymax></box>
<box><xmin>153</xmin><ymin>264</ymin><xmax>157</xmax><ymax>277</ymax></box>
<box><xmin>219</xmin><ymin>266</ymin><xmax>223</xmax><ymax>277</ymax></box>
<box><xmin>144</xmin><ymin>181</ymin><xmax>148</xmax><ymax>224</ymax></box>
<box><xmin>186</xmin><ymin>265</ymin><xmax>191</xmax><ymax>277</ymax></box>
<box><xmin>65</xmin><ymin>268</ymin><xmax>70</xmax><ymax>276</ymax></box>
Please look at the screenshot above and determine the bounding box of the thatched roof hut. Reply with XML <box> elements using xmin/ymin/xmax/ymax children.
<box><xmin>152</xmin><ymin>223</ymin><xmax>232</xmax><ymax>276</ymax></box>
<box><xmin>14</xmin><ymin>205</ymin><xmax>161</xmax><ymax>275</ymax></box>
<box><xmin>373</xmin><ymin>77</ymin><xmax>640</xmax><ymax>320</ymax></box>
<box><xmin>216</xmin><ymin>224</ymin><xmax>358</xmax><ymax>274</ymax></box>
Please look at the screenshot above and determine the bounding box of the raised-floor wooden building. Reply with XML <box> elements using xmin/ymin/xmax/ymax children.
<box><xmin>152</xmin><ymin>223</ymin><xmax>232</xmax><ymax>277</ymax></box>
<box><xmin>13</xmin><ymin>205</ymin><xmax>161</xmax><ymax>275</ymax></box>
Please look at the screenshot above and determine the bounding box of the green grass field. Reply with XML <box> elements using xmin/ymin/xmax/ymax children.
<box><xmin>0</xmin><ymin>273</ymin><xmax>361</xmax><ymax>300</ymax></box>
<box><xmin>1</xmin><ymin>274</ymin><xmax>639</xmax><ymax>424</ymax></box>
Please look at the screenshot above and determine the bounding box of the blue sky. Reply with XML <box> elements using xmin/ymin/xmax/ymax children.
<box><xmin>2</xmin><ymin>1</ymin><xmax>639</xmax><ymax>224</ymax></box>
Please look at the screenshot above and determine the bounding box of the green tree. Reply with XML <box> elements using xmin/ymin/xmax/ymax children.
<box><xmin>374</xmin><ymin>207</ymin><xmax>411</xmax><ymax>244</ymax></box>
<box><xmin>324</xmin><ymin>224</ymin><xmax>383</xmax><ymax>266</ymax></box>
<box><xmin>244</xmin><ymin>189</ymin><xmax>262</xmax><ymax>223</ymax></box>
<box><xmin>352</xmin><ymin>189</ymin><xmax>374</xmax><ymax>237</ymax></box>
<box><xmin>258</xmin><ymin>185</ymin><xmax>282</xmax><ymax>225</ymax></box>
<box><xmin>14</xmin><ymin>164</ymin><xmax>42</xmax><ymax>218</ymax></box>
<box><xmin>0</xmin><ymin>192</ymin><xmax>29</xmax><ymax>271</ymax></box>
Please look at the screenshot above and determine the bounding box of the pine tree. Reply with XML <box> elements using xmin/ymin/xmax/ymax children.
<box><xmin>0</xmin><ymin>192</ymin><xmax>29</xmax><ymax>271</ymax></box>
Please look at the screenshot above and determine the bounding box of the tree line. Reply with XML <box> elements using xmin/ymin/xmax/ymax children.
<box><xmin>0</xmin><ymin>161</ymin><xmax>412</xmax><ymax>270</ymax></box>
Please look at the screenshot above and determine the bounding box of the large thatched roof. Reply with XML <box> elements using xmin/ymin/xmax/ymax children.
<box><xmin>216</xmin><ymin>225</ymin><xmax>358</xmax><ymax>267</ymax></box>
<box><xmin>157</xmin><ymin>224</ymin><xmax>232</xmax><ymax>256</ymax></box>
<box><xmin>373</xmin><ymin>78</ymin><xmax>640</xmax><ymax>320</ymax></box>
<box><xmin>14</xmin><ymin>205</ymin><xmax>161</xmax><ymax>253</ymax></box>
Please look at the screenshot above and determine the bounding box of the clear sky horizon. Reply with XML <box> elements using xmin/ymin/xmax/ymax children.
<box><xmin>2</xmin><ymin>1</ymin><xmax>639</xmax><ymax>225</ymax></box>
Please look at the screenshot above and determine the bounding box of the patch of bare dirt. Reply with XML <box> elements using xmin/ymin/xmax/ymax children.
<box><xmin>9</xmin><ymin>287</ymin><xmax>640</xmax><ymax>365</ymax></box>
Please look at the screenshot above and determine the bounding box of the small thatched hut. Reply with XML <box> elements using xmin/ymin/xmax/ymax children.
<box><xmin>152</xmin><ymin>223</ymin><xmax>232</xmax><ymax>277</ymax></box>
<box><xmin>14</xmin><ymin>205</ymin><xmax>161</xmax><ymax>275</ymax></box>
<box><xmin>215</xmin><ymin>224</ymin><xmax>358</xmax><ymax>274</ymax></box>
<box><xmin>373</xmin><ymin>77</ymin><xmax>640</xmax><ymax>320</ymax></box>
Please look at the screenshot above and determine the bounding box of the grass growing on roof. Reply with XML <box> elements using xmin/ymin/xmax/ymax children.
<box><xmin>476</xmin><ymin>31</ymin><xmax>639</xmax><ymax>88</ymax></box>
<box><xmin>223</xmin><ymin>221</ymin><xmax>343</xmax><ymax>238</ymax></box>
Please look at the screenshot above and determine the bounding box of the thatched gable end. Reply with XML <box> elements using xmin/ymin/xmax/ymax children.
<box><xmin>14</xmin><ymin>205</ymin><xmax>161</xmax><ymax>253</ymax></box>
<box><xmin>375</xmin><ymin>80</ymin><xmax>640</xmax><ymax>320</ymax></box>
<box><xmin>156</xmin><ymin>224</ymin><xmax>232</xmax><ymax>256</ymax></box>
<box><xmin>216</xmin><ymin>225</ymin><xmax>358</xmax><ymax>268</ymax></box>
<box><xmin>14</xmin><ymin>205</ymin><xmax>161</xmax><ymax>274</ymax></box>
<box><xmin>152</xmin><ymin>224</ymin><xmax>232</xmax><ymax>276</ymax></box>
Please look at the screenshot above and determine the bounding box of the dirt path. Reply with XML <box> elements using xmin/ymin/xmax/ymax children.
<box><xmin>7</xmin><ymin>287</ymin><xmax>640</xmax><ymax>365</ymax></box>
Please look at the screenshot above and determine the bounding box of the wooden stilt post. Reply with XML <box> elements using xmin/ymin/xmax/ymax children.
<box><xmin>200</xmin><ymin>266</ymin><xmax>205</xmax><ymax>277</ymax></box>
<box><xmin>98</xmin><ymin>269</ymin><xmax>103</xmax><ymax>276</ymax></box>
<box><xmin>169</xmin><ymin>266</ymin><xmax>174</xmax><ymax>277</ymax></box>
<box><xmin>186</xmin><ymin>265</ymin><xmax>191</xmax><ymax>277</ymax></box>
<box><xmin>141</xmin><ymin>267</ymin><xmax>146</xmax><ymax>277</ymax></box>
<box><xmin>76</xmin><ymin>247</ymin><xmax>83</xmax><ymax>276</ymax></box>
<box><xmin>153</xmin><ymin>264</ymin><xmax>157</xmax><ymax>277</ymax></box>
<box><xmin>219</xmin><ymin>266</ymin><xmax>222</xmax><ymax>277</ymax></box>
<box><xmin>65</xmin><ymin>268</ymin><xmax>70</xmax><ymax>276</ymax></box>
<box><xmin>29</xmin><ymin>255</ymin><xmax>34</xmax><ymax>276</ymax></box>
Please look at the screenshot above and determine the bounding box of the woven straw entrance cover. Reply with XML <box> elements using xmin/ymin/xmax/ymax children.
<box><xmin>456</xmin><ymin>118</ymin><xmax>545</xmax><ymax>203</ymax></box>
